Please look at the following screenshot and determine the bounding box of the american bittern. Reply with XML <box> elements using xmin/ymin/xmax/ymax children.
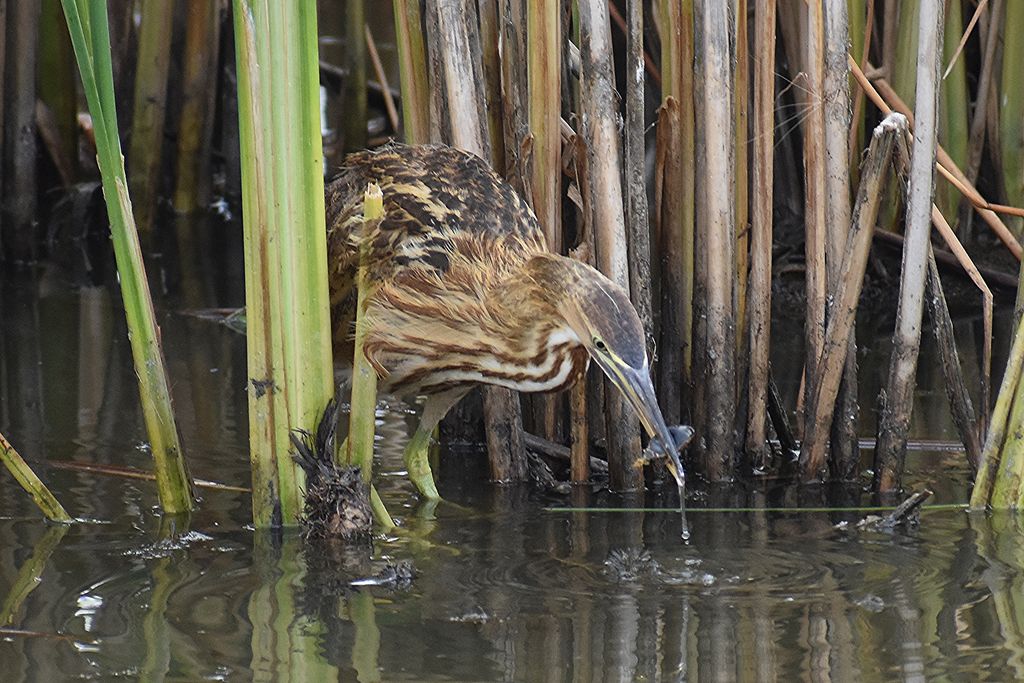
<box><xmin>326</xmin><ymin>143</ymin><xmax>689</xmax><ymax>499</ymax></box>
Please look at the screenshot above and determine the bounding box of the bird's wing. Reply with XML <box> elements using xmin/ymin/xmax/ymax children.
<box><xmin>325</xmin><ymin>143</ymin><xmax>545</xmax><ymax>357</ymax></box>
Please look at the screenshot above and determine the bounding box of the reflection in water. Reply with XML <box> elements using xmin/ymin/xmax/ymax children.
<box><xmin>3</xmin><ymin>226</ymin><xmax>1024</xmax><ymax>681</ymax></box>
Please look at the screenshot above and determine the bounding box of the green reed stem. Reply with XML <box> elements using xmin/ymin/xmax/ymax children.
<box><xmin>1002</xmin><ymin>0</ymin><xmax>1024</xmax><ymax>236</ymax></box>
<box><xmin>0</xmin><ymin>432</ymin><xmax>71</xmax><ymax>523</ymax></box>
<box><xmin>393</xmin><ymin>0</ymin><xmax>430</xmax><ymax>144</ymax></box>
<box><xmin>348</xmin><ymin>184</ymin><xmax>382</xmax><ymax>480</ymax></box>
<box><xmin>61</xmin><ymin>0</ymin><xmax>193</xmax><ymax>515</ymax></box>
<box><xmin>233</xmin><ymin>0</ymin><xmax>334</xmax><ymax>527</ymax></box>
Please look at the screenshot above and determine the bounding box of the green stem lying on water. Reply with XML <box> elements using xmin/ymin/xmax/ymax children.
<box><xmin>0</xmin><ymin>432</ymin><xmax>72</xmax><ymax>523</ymax></box>
<box><xmin>61</xmin><ymin>0</ymin><xmax>194</xmax><ymax>515</ymax></box>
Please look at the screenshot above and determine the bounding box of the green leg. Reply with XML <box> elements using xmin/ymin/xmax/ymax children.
<box><xmin>404</xmin><ymin>389</ymin><xmax>467</xmax><ymax>500</ymax></box>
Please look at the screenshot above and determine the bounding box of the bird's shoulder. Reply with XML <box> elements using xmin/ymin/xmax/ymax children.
<box><xmin>327</xmin><ymin>143</ymin><xmax>546</xmax><ymax>256</ymax></box>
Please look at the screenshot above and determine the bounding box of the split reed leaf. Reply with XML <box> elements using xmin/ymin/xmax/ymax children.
<box><xmin>61</xmin><ymin>0</ymin><xmax>193</xmax><ymax>514</ymax></box>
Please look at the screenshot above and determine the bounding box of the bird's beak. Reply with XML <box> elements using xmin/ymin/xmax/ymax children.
<box><xmin>596</xmin><ymin>358</ymin><xmax>690</xmax><ymax>488</ymax></box>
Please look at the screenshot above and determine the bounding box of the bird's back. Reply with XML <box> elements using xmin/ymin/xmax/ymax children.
<box><xmin>326</xmin><ymin>143</ymin><xmax>546</xmax><ymax>360</ymax></box>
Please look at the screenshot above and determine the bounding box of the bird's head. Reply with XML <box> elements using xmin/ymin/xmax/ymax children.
<box><xmin>531</xmin><ymin>256</ymin><xmax>692</xmax><ymax>488</ymax></box>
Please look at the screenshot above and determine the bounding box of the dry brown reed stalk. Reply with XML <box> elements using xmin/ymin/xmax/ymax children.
<box><xmin>524</xmin><ymin>0</ymin><xmax>563</xmax><ymax>441</ymax></box>
<box><xmin>847</xmin><ymin>0</ymin><xmax>874</xmax><ymax>169</ymax></box>
<box><xmin>925</xmin><ymin>251</ymin><xmax>983</xmax><ymax>472</ymax></box>
<box><xmin>429</xmin><ymin>0</ymin><xmax>527</xmax><ymax>483</ymax></box>
<box><xmin>657</xmin><ymin>0</ymin><xmax>696</xmax><ymax>391</ymax></box>
<box><xmin>848</xmin><ymin>57</ymin><xmax>1024</xmax><ymax>259</ymax></box>
<box><xmin>173</xmin><ymin>1</ymin><xmax>221</xmax><ymax>214</ymax></box>
<box><xmin>801</xmin><ymin>0</ymin><xmax>827</xmax><ymax>432</ymax></box>
<box><xmin>873</xmin><ymin>0</ymin><xmax>944</xmax><ymax>494</ymax></box>
<box><xmin>655</xmin><ymin>98</ymin><xmax>684</xmax><ymax>426</ymax></box>
<box><xmin>498</xmin><ymin>0</ymin><xmax>529</xmax><ymax>187</ymax></box>
<box><xmin>733</xmin><ymin>0</ymin><xmax>749</xmax><ymax>361</ymax></box>
<box><xmin>928</xmin><ymin>207</ymin><xmax>992</xmax><ymax>425</ymax></box>
<box><xmin>624</xmin><ymin>0</ymin><xmax>653</xmax><ymax>355</ymax></box>
<box><xmin>822</xmin><ymin>0</ymin><xmax>858</xmax><ymax>479</ymax></box>
<box><xmin>578</xmin><ymin>0</ymin><xmax>642</xmax><ymax>491</ymax></box>
<box><xmin>2</xmin><ymin>1</ymin><xmax>40</xmax><ymax>260</ymax></box>
<box><xmin>127</xmin><ymin>0</ymin><xmax>173</xmax><ymax>236</ymax></box>
<box><xmin>693</xmin><ymin>0</ymin><xmax>736</xmax><ymax>481</ymax></box>
<box><xmin>800</xmin><ymin>113</ymin><xmax>906</xmax><ymax>479</ymax></box>
<box><xmin>365</xmin><ymin>26</ymin><xmax>399</xmax><ymax>134</ymax></box>
<box><xmin>744</xmin><ymin>0</ymin><xmax>775</xmax><ymax>467</ymax></box>
<box><xmin>477</xmin><ymin>0</ymin><xmax>505</xmax><ymax>171</ymax></box>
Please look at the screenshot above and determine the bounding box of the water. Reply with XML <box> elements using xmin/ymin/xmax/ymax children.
<box><xmin>2</xmin><ymin>246</ymin><xmax>1023</xmax><ymax>681</ymax></box>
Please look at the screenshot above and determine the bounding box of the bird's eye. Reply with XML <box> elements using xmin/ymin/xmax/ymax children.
<box><xmin>593</xmin><ymin>337</ymin><xmax>607</xmax><ymax>351</ymax></box>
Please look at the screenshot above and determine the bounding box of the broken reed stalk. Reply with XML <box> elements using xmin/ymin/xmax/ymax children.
<box><xmin>343</xmin><ymin>0</ymin><xmax>367</xmax><ymax>152</ymax></box>
<box><xmin>477</xmin><ymin>0</ymin><xmax>505</xmax><ymax>171</ymax></box>
<box><xmin>348</xmin><ymin>183</ymin><xmax>394</xmax><ymax>529</ymax></box>
<box><xmin>925</xmin><ymin>250</ymin><xmax>982</xmax><ymax>472</ymax></box>
<box><xmin>655</xmin><ymin>98</ymin><xmax>684</xmax><ymax>426</ymax></box>
<box><xmin>173</xmin><ymin>0</ymin><xmax>221</xmax><ymax>213</ymax></box>
<box><xmin>61</xmin><ymin>0</ymin><xmax>193</xmax><ymax>515</ymax></box>
<box><xmin>744</xmin><ymin>0</ymin><xmax>775</xmax><ymax>467</ymax></box>
<box><xmin>850</xmin><ymin>59</ymin><xmax>1023</xmax><ymax>259</ymax></box>
<box><xmin>393</xmin><ymin>0</ymin><xmax>430</xmax><ymax>144</ymax></box>
<box><xmin>1002</xmin><ymin>0</ymin><xmax>1024</xmax><ymax>236</ymax></box>
<box><xmin>971</xmin><ymin>307</ymin><xmax>1024</xmax><ymax>509</ymax></box>
<box><xmin>873</xmin><ymin>0</ymin><xmax>944</xmax><ymax>494</ymax></box>
<box><xmin>233</xmin><ymin>0</ymin><xmax>334</xmax><ymax>527</ymax></box>
<box><xmin>693</xmin><ymin>0</ymin><xmax>735</xmax><ymax>481</ymax></box>
<box><xmin>578</xmin><ymin>0</ymin><xmax>643</xmax><ymax>491</ymax></box>
<box><xmin>624</xmin><ymin>0</ymin><xmax>653</xmax><ymax>359</ymax></box>
<box><xmin>527</xmin><ymin>0</ymin><xmax>561</xmax><ymax>255</ymax></box>
<box><xmin>658</xmin><ymin>0</ymin><xmax>696</xmax><ymax>387</ymax></box>
<box><xmin>821</xmin><ymin>0</ymin><xmax>858</xmax><ymax>479</ymax></box>
<box><xmin>430</xmin><ymin>0</ymin><xmax>527</xmax><ymax>483</ymax></box>
<box><xmin>0</xmin><ymin>431</ymin><xmax>71</xmax><ymax>522</ymax></box>
<box><xmin>800</xmin><ymin>113</ymin><xmax>906</xmax><ymax>478</ymax></box>
<box><xmin>126</xmin><ymin>0</ymin><xmax>173</xmax><ymax>236</ymax></box>
<box><xmin>801</xmin><ymin>0</ymin><xmax>827</xmax><ymax>426</ymax></box>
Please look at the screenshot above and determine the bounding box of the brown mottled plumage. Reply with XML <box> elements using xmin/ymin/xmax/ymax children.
<box><xmin>325</xmin><ymin>143</ymin><xmax>688</xmax><ymax>499</ymax></box>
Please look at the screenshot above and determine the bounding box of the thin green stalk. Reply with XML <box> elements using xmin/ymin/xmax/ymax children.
<box><xmin>0</xmin><ymin>432</ymin><xmax>71</xmax><ymax>522</ymax></box>
<box><xmin>343</xmin><ymin>0</ymin><xmax>367</xmax><ymax>152</ymax></box>
<box><xmin>1002</xmin><ymin>0</ymin><xmax>1024</xmax><ymax>236</ymax></box>
<box><xmin>233</xmin><ymin>0</ymin><xmax>334</xmax><ymax>527</ymax></box>
<box><xmin>127</xmin><ymin>0</ymin><xmax>174</xmax><ymax>235</ymax></box>
<box><xmin>347</xmin><ymin>184</ymin><xmax>382</xmax><ymax>481</ymax></box>
<box><xmin>61</xmin><ymin>0</ymin><xmax>193</xmax><ymax>515</ymax></box>
<box><xmin>394</xmin><ymin>0</ymin><xmax>430</xmax><ymax>144</ymax></box>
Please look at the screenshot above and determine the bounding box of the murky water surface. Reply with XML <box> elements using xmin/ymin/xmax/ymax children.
<box><xmin>2</xmin><ymin>255</ymin><xmax>1023</xmax><ymax>681</ymax></box>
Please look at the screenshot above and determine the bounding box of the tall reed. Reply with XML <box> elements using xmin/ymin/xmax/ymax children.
<box><xmin>61</xmin><ymin>0</ymin><xmax>193</xmax><ymax>514</ymax></box>
<box><xmin>233</xmin><ymin>0</ymin><xmax>333</xmax><ymax>527</ymax></box>
<box><xmin>873</xmin><ymin>0</ymin><xmax>944</xmax><ymax>494</ymax></box>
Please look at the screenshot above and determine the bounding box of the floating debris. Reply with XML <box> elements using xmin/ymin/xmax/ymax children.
<box><xmin>292</xmin><ymin>400</ymin><xmax>373</xmax><ymax>541</ymax></box>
